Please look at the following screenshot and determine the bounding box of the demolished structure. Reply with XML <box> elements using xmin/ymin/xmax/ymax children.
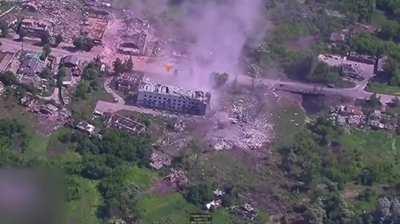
<box><xmin>136</xmin><ymin>78</ymin><xmax>211</xmax><ymax>115</ymax></box>
<box><xmin>18</xmin><ymin>18</ymin><xmax>52</xmax><ymax>39</ymax></box>
<box><xmin>114</xmin><ymin>72</ymin><xmax>143</xmax><ymax>94</ymax></box>
<box><xmin>105</xmin><ymin>113</ymin><xmax>146</xmax><ymax>135</ymax></box>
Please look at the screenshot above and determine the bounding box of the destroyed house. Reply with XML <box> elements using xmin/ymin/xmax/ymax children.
<box><xmin>82</xmin><ymin>17</ymin><xmax>108</xmax><ymax>44</ymax></box>
<box><xmin>60</xmin><ymin>56</ymin><xmax>81</xmax><ymax>76</ymax></box>
<box><xmin>18</xmin><ymin>53</ymin><xmax>46</xmax><ymax>76</ymax></box>
<box><xmin>61</xmin><ymin>55</ymin><xmax>80</xmax><ymax>68</ymax></box>
<box><xmin>347</xmin><ymin>52</ymin><xmax>375</xmax><ymax>65</ymax></box>
<box><xmin>115</xmin><ymin>72</ymin><xmax>143</xmax><ymax>94</ymax></box>
<box><xmin>106</xmin><ymin>114</ymin><xmax>145</xmax><ymax>135</ymax></box>
<box><xmin>20</xmin><ymin>19</ymin><xmax>52</xmax><ymax>38</ymax></box>
<box><xmin>137</xmin><ymin>79</ymin><xmax>211</xmax><ymax>115</ymax></box>
<box><xmin>119</xmin><ymin>32</ymin><xmax>148</xmax><ymax>55</ymax></box>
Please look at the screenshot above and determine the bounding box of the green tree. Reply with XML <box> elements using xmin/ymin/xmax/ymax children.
<box><xmin>125</xmin><ymin>57</ymin><xmax>134</xmax><ymax>72</ymax></box>
<box><xmin>366</xmin><ymin>93</ymin><xmax>382</xmax><ymax>110</ymax></box>
<box><xmin>57</xmin><ymin>66</ymin><xmax>67</xmax><ymax>88</ymax></box>
<box><xmin>0</xmin><ymin>71</ymin><xmax>16</xmax><ymax>86</ymax></box>
<box><xmin>39</xmin><ymin>67</ymin><xmax>52</xmax><ymax>79</ymax></box>
<box><xmin>113</xmin><ymin>58</ymin><xmax>125</xmax><ymax>75</ymax></box>
<box><xmin>351</xmin><ymin>34</ymin><xmax>385</xmax><ymax>57</ymax></box>
<box><xmin>378</xmin><ymin>19</ymin><xmax>400</xmax><ymax>41</ymax></box>
<box><xmin>346</xmin><ymin>0</ymin><xmax>376</xmax><ymax>23</ymax></box>
<box><xmin>54</xmin><ymin>34</ymin><xmax>63</xmax><ymax>47</ymax></box>
<box><xmin>75</xmin><ymin>81</ymin><xmax>89</xmax><ymax>99</ymax></box>
<box><xmin>73</xmin><ymin>36</ymin><xmax>95</xmax><ymax>51</ymax></box>
<box><xmin>40</xmin><ymin>32</ymin><xmax>50</xmax><ymax>45</ymax></box>
<box><xmin>185</xmin><ymin>184</ymin><xmax>214</xmax><ymax>207</ymax></box>
<box><xmin>0</xmin><ymin>20</ymin><xmax>9</xmax><ymax>37</ymax></box>
<box><xmin>40</xmin><ymin>44</ymin><xmax>51</xmax><ymax>61</ymax></box>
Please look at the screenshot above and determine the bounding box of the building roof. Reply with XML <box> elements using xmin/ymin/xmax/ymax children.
<box><xmin>138</xmin><ymin>78</ymin><xmax>210</xmax><ymax>103</ymax></box>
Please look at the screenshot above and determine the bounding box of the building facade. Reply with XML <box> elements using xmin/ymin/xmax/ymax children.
<box><xmin>137</xmin><ymin>79</ymin><xmax>210</xmax><ymax>115</ymax></box>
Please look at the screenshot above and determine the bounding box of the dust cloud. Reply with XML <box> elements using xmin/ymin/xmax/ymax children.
<box><xmin>119</xmin><ymin>0</ymin><xmax>268</xmax><ymax>90</ymax></box>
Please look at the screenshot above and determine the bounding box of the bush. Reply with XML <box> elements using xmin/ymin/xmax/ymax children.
<box><xmin>184</xmin><ymin>184</ymin><xmax>214</xmax><ymax>207</ymax></box>
<box><xmin>73</xmin><ymin>36</ymin><xmax>95</xmax><ymax>51</ymax></box>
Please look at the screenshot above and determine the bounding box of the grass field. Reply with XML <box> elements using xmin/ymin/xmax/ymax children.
<box><xmin>0</xmin><ymin>96</ymin><xmax>51</xmax><ymax>159</ymax></box>
<box><xmin>272</xmin><ymin>105</ymin><xmax>306</xmax><ymax>147</ymax></box>
<box><xmin>367</xmin><ymin>82</ymin><xmax>400</xmax><ymax>96</ymax></box>
<box><xmin>136</xmin><ymin>193</ymin><xmax>199</xmax><ymax>224</ymax></box>
<box><xmin>65</xmin><ymin>178</ymin><xmax>101</xmax><ymax>224</ymax></box>
<box><xmin>125</xmin><ymin>166</ymin><xmax>159</xmax><ymax>190</ymax></box>
<box><xmin>338</xmin><ymin>129</ymin><xmax>400</xmax><ymax>183</ymax></box>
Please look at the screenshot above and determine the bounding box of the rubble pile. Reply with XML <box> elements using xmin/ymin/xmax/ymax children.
<box><xmin>329</xmin><ymin>105</ymin><xmax>399</xmax><ymax>131</ymax></box>
<box><xmin>208</xmin><ymin>94</ymin><xmax>273</xmax><ymax>151</ymax></box>
<box><xmin>20</xmin><ymin>95</ymin><xmax>72</xmax><ymax>135</ymax></box>
<box><xmin>232</xmin><ymin>203</ymin><xmax>258</xmax><ymax>221</ymax></box>
<box><xmin>164</xmin><ymin>169</ymin><xmax>188</xmax><ymax>190</ymax></box>
<box><xmin>19</xmin><ymin>0</ymin><xmax>86</xmax><ymax>43</ymax></box>
<box><xmin>150</xmin><ymin>151</ymin><xmax>172</xmax><ymax>170</ymax></box>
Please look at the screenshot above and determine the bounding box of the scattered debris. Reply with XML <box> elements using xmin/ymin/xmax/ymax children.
<box><xmin>150</xmin><ymin>151</ymin><xmax>172</xmax><ymax>170</ymax></box>
<box><xmin>105</xmin><ymin>113</ymin><xmax>146</xmax><ymax>135</ymax></box>
<box><xmin>76</xmin><ymin>121</ymin><xmax>96</xmax><ymax>135</ymax></box>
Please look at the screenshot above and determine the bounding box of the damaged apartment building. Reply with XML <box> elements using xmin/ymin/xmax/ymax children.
<box><xmin>137</xmin><ymin>79</ymin><xmax>211</xmax><ymax>116</ymax></box>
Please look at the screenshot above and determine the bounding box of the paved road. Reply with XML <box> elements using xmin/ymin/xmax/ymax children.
<box><xmin>0</xmin><ymin>36</ymin><xmax>98</xmax><ymax>59</ymax></box>
<box><xmin>237</xmin><ymin>75</ymin><xmax>397</xmax><ymax>104</ymax></box>
<box><xmin>0</xmin><ymin>29</ymin><xmax>397</xmax><ymax>106</ymax></box>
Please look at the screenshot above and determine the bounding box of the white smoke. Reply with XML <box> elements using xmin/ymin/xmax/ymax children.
<box><xmin>118</xmin><ymin>0</ymin><xmax>268</xmax><ymax>89</ymax></box>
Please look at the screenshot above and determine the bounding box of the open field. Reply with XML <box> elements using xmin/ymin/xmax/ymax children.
<box><xmin>367</xmin><ymin>82</ymin><xmax>400</xmax><ymax>96</ymax></box>
<box><xmin>136</xmin><ymin>193</ymin><xmax>199</xmax><ymax>224</ymax></box>
<box><xmin>65</xmin><ymin>178</ymin><xmax>102</xmax><ymax>224</ymax></box>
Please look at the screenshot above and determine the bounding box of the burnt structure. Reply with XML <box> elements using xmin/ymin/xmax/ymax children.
<box><xmin>137</xmin><ymin>79</ymin><xmax>211</xmax><ymax>115</ymax></box>
<box><xmin>114</xmin><ymin>72</ymin><xmax>143</xmax><ymax>94</ymax></box>
<box><xmin>19</xmin><ymin>19</ymin><xmax>52</xmax><ymax>39</ymax></box>
<box><xmin>105</xmin><ymin>113</ymin><xmax>145</xmax><ymax>135</ymax></box>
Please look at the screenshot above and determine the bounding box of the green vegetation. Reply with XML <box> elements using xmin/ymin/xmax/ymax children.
<box><xmin>368</xmin><ymin>81</ymin><xmax>400</xmax><ymax>95</ymax></box>
<box><xmin>73</xmin><ymin>36</ymin><xmax>95</xmax><ymax>51</ymax></box>
<box><xmin>65</xmin><ymin>177</ymin><xmax>101</xmax><ymax>224</ymax></box>
<box><xmin>71</xmin><ymin>60</ymin><xmax>113</xmax><ymax>120</ymax></box>
<box><xmin>136</xmin><ymin>193</ymin><xmax>198</xmax><ymax>224</ymax></box>
<box><xmin>40</xmin><ymin>44</ymin><xmax>51</xmax><ymax>61</ymax></box>
<box><xmin>112</xmin><ymin>57</ymin><xmax>133</xmax><ymax>75</ymax></box>
<box><xmin>276</xmin><ymin>114</ymin><xmax>400</xmax><ymax>223</ymax></box>
<box><xmin>0</xmin><ymin>20</ymin><xmax>9</xmax><ymax>37</ymax></box>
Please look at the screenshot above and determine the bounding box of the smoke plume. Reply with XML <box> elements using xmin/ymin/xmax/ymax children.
<box><xmin>122</xmin><ymin>0</ymin><xmax>268</xmax><ymax>90</ymax></box>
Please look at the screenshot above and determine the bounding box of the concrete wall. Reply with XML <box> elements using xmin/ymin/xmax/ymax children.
<box><xmin>137</xmin><ymin>91</ymin><xmax>207</xmax><ymax>115</ymax></box>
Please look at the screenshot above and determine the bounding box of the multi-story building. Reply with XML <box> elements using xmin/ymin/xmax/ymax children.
<box><xmin>137</xmin><ymin>79</ymin><xmax>211</xmax><ymax>115</ymax></box>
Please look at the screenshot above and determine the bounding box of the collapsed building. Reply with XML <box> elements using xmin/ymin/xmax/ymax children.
<box><xmin>60</xmin><ymin>55</ymin><xmax>81</xmax><ymax>76</ymax></box>
<box><xmin>18</xmin><ymin>18</ymin><xmax>53</xmax><ymax>39</ymax></box>
<box><xmin>105</xmin><ymin>113</ymin><xmax>146</xmax><ymax>135</ymax></box>
<box><xmin>137</xmin><ymin>78</ymin><xmax>211</xmax><ymax>115</ymax></box>
<box><xmin>16</xmin><ymin>52</ymin><xmax>49</xmax><ymax>91</ymax></box>
<box><xmin>114</xmin><ymin>72</ymin><xmax>144</xmax><ymax>94</ymax></box>
<box><xmin>81</xmin><ymin>9</ymin><xmax>109</xmax><ymax>45</ymax></box>
<box><xmin>18</xmin><ymin>52</ymin><xmax>46</xmax><ymax>77</ymax></box>
<box><xmin>119</xmin><ymin>32</ymin><xmax>148</xmax><ymax>55</ymax></box>
<box><xmin>118</xmin><ymin>17</ymin><xmax>158</xmax><ymax>56</ymax></box>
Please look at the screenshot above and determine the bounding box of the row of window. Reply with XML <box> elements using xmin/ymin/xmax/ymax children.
<box><xmin>142</xmin><ymin>94</ymin><xmax>196</xmax><ymax>106</ymax></box>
